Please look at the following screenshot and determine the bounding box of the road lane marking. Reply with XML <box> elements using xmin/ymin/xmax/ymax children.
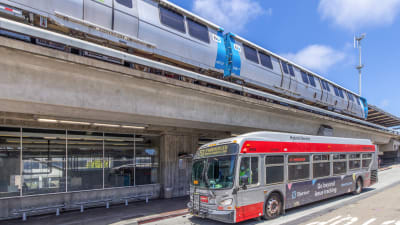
<box><xmin>382</xmin><ymin>221</ymin><xmax>396</xmax><ymax>225</ymax></box>
<box><xmin>306</xmin><ymin>216</ymin><xmax>343</xmax><ymax>225</ymax></box>
<box><xmin>362</xmin><ymin>218</ymin><xmax>377</xmax><ymax>225</ymax></box>
<box><xmin>343</xmin><ymin>217</ymin><xmax>358</xmax><ymax>225</ymax></box>
<box><xmin>330</xmin><ymin>216</ymin><xmax>352</xmax><ymax>225</ymax></box>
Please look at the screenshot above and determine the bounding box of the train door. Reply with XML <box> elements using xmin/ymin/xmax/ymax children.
<box><xmin>236</xmin><ymin>156</ymin><xmax>264</xmax><ymax>222</ymax></box>
<box><xmin>347</xmin><ymin>92</ymin><xmax>355</xmax><ymax>113</ymax></box>
<box><xmin>280</xmin><ymin>61</ymin><xmax>291</xmax><ymax>91</ymax></box>
<box><xmin>84</xmin><ymin>0</ymin><xmax>113</xmax><ymax>29</ymax></box>
<box><xmin>288</xmin><ymin>65</ymin><xmax>298</xmax><ymax>94</ymax></box>
<box><xmin>113</xmin><ymin>0</ymin><xmax>139</xmax><ymax>38</ymax></box>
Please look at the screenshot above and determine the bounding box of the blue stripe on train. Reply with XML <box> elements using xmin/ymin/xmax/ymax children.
<box><xmin>360</xmin><ymin>97</ymin><xmax>368</xmax><ymax>119</ymax></box>
<box><xmin>214</xmin><ymin>30</ymin><xmax>226</xmax><ymax>71</ymax></box>
<box><xmin>223</xmin><ymin>33</ymin><xmax>241</xmax><ymax>77</ymax></box>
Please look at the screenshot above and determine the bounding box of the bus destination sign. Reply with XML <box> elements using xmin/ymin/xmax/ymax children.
<box><xmin>197</xmin><ymin>145</ymin><xmax>229</xmax><ymax>157</ymax></box>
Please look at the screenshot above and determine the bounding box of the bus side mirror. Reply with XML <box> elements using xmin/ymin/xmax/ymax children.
<box><xmin>240</xmin><ymin>177</ymin><xmax>249</xmax><ymax>189</ymax></box>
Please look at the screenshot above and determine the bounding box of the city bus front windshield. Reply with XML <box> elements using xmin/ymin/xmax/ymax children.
<box><xmin>192</xmin><ymin>155</ymin><xmax>236</xmax><ymax>190</ymax></box>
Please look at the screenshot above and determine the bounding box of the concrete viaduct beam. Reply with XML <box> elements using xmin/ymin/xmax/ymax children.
<box><xmin>0</xmin><ymin>36</ymin><xmax>397</xmax><ymax>145</ymax></box>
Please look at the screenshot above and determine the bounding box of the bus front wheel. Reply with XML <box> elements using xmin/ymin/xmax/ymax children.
<box><xmin>353</xmin><ymin>178</ymin><xmax>363</xmax><ymax>195</ymax></box>
<box><xmin>263</xmin><ymin>193</ymin><xmax>282</xmax><ymax>220</ymax></box>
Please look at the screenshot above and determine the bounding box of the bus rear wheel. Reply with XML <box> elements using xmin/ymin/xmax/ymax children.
<box><xmin>353</xmin><ymin>178</ymin><xmax>363</xmax><ymax>195</ymax></box>
<box><xmin>263</xmin><ymin>193</ymin><xmax>282</xmax><ymax>220</ymax></box>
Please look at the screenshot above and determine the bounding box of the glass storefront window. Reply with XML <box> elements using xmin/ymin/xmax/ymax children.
<box><xmin>135</xmin><ymin>135</ymin><xmax>159</xmax><ymax>185</ymax></box>
<box><xmin>0</xmin><ymin>126</ymin><xmax>161</xmax><ymax>198</ymax></box>
<box><xmin>104</xmin><ymin>133</ymin><xmax>134</xmax><ymax>188</ymax></box>
<box><xmin>67</xmin><ymin>131</ymin><xmax>103</xmax><ymax>191</ymax></box>
<box><xmin>0</xmin><ymin>127</ymin><xmax>21</xmax><ymax>198</ymax></box>
<box><xmin>22</xmin><ymin>128</ymin><xmax>66</xmax><ymax>195</ymax></box>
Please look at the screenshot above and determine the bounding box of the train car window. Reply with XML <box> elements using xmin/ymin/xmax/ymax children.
<box><xmin>308</xmin><ymin>74</ymin><xmax>316</xmax><ymax>87</ymax></box>
<box><xmin>320</xmin><ymin>80</ymin><xmax>326</xmax><ymax>90</ymax></box>
<box><xmin>187</xmin><ymin>18</ymin><xmax>209</xmax><ymax>43</ymax></box>
<box><xmin>338</xmin><ymin>89</ymin><xmax>344</xmax><ymax>98</ymax></box>
<box><xmin>301</xmin><ymin>71</ymin><xmax>309</xmax><ymax>84</ymax></box>
<box><xmin>159</xmin><ymin>6</ymin><xmax>186</xmax><ymax>33</ymax></box>
<box><xmin>281</xmin><ymin>61</ymin><xmax>289</xmax><ymax>74</ymax></box>
<box><xmin>324</xmin><ymin>81</ymin><xmax>331</xmax><ymax>92</ymax></box>
<box><xmin>243</xmin><ymin>45</ymin><xmax>259</xmax><ymax>64</ymax></box>
<box><xmin>333</xmin><ymin>86</ymin><xmax>340</xmax><ymax>96</ymax></box>
<box><xmin>259</xmin><ymin>52</ymin><xmax>273</xmax><ymax>69</ymax></box>
<box><xmin>347</xmin><ymin>92</ymin><xmax>354</xmax><ymax>101</ymax></box>
<box><xmin>116</xmin><ymin>0</ymin><xmax>132</xmax><ymax>8</ymax></box>
<box><xmin>288</xmin><ymin>64</ymin><xmax>295</xmax><ymax>77</ymax></box>
<box><xmin>356</xmin><ymin>96</ymin><xmax>360</xmax><ymax>105</ymax></box>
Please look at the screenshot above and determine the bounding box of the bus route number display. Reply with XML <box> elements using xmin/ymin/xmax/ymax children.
<box><xmin>198</xmin><ymin>145</ymin><xmax>229</xmax><ymax>157</ymax></box>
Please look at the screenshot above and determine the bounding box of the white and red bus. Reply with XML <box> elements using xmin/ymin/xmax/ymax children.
<box><xmin>188</xmin><ymin>131</ymin><xmax>378</xmax><ymax>223</ymax></box>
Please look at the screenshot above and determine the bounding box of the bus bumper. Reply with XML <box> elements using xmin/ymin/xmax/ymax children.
<box><xmin>189</xmin><ymin>208</ymin><xmax>235</xmax><ymax>223</ymax></box>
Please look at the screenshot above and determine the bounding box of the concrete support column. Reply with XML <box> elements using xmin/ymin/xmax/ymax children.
<box><xmin>160</xmin><ymin>133</ymin><xmax>198</xmax><ymax>198</ymax></box>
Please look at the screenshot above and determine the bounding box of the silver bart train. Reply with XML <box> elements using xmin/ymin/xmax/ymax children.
<box><xmin>0</xmin><ymin>0</ymin><xmax>368</xmax><ymax>119</ymax></box>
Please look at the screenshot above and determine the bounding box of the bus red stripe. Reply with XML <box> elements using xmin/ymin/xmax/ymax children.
<box><xmin>241</xmin><ymin>141</ymin><xmax>375</xmax><ymax>153</ymax></box>
<box><xmin>235</xmin><ymin>202</ymin><xmax>264</xmax><ymax>222</ymax></box>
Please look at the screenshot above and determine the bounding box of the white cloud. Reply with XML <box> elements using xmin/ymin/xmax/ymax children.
<box><xmin>192</xmin><ymin>0</ymin><xmax>268</xmax><ymax>33</ymax></box>
<box><xmin>318</xmin><ymin>0</ymin><xmax>400</xmax><ymax>30</ymax></box>
<box><xmin>380</xmin><ymin>99</ymin><xmax>390</xmax><ymax>108</ymax></box>
<box><xmin>283</xmin><ymin>45</ymin><xmax>346</xmax><ymax>73</ymax></box>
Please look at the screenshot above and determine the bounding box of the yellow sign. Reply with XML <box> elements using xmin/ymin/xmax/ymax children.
<box><xmin>86</xmin><ymin>160</ymin><xmax>109</xmax><ymax>169</ymax></box>
<box><xmin>198</xmin><ymin>145</ymin><xmax>229</xmax><ymax>157</ymax></box>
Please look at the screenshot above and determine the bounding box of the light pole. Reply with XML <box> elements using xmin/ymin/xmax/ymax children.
<box><xmin>354</xmin><ymin>33</ymin><xmax>366</xmax><ymax>96</ymax></box>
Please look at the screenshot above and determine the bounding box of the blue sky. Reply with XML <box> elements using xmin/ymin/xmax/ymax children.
<box><xmin>170</xmin><ymin>0</ymin><xmax>400</xmax><ymax>118</ymax></box>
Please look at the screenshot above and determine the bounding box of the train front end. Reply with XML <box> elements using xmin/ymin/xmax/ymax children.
<box><xmin>188</xmin><ymin>142</ymin><xmax>239</xmax><ymax>223</ymax></box>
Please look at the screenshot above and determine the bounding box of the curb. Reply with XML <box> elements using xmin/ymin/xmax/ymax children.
<box><xmin>110</xmin><ymin>209</ymin><xmax>189</xmax><ymax>225</ymax></box>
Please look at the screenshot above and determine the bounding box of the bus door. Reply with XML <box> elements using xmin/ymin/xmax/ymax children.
<box><xmin>236</xmin><ymin>156</ymin><xmax>264</xmax><ymax>222</ymax></box>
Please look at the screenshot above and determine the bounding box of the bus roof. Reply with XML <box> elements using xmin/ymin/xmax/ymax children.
<box><xmin>200</xmin><ymin>131</ymin><xmax>373</xmax><ymax>149</ymax></box>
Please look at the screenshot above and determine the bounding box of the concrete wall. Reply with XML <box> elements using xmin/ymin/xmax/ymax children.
<box><xmin>0</xmin><ymin>184</ymin><xmax>160</xmax><ymax>220</ymax></box>
<box><xmin>160</xmin><ymin>134</ymin><xmax>198</xmax><ymax>198</ymax></box>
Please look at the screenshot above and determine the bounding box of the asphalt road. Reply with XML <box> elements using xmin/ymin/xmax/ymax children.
<box><xmin>146</xmin><ymin>166</ymin><xmax>400</xmax><ymax>225</ymax></box>
<box><xmin>301</xmin><ymin>183</ymin><xmax>400</xmax><ymax>225</ymax></box>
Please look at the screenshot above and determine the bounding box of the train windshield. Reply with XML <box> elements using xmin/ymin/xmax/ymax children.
<box><xmin>192</xmin><ymin>155</ymin><xmax>236</xmax><ymax>189</ymax></box>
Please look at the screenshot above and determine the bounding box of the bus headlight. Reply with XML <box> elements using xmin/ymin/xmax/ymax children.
<box><xmin>219</xmin><ymin>198</ymin><xmax>233</xmax><ymax>206</ymax></box>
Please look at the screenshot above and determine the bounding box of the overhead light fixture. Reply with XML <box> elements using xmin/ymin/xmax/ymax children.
<box><xmin>38</xmin><ymin>118</ymin><xmax>58</xmax><ymax>123</ymax></box>
<box><xmin>44</xmin><ymin>137</ymin><xmax>57</xmax><ymax>140</ymax></box>
<box><xmin>93</xmin><ymin>123</ymin><xmax>120</xmax><ymax>128</ymax></box>
<box><xmin>60</xmin><ymin>120</ymin><xmax>91</xmax><ymax>125</ymax></box>
<box><xmin>121</xmin><ymin>125</ymin><xmax>146</xmax><ymax>129</ymax></box>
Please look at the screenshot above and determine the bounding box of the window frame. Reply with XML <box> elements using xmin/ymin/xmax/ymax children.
<box><xmin>301</xmin><ymin>71</ymin><xmax>309</xmax><ymax>84</ymax></box>
<box><xmin>281</xmin><ymin>61</ymin><xmax>289</xmax><ymax>74</ymax></box>
<box><xmin>308</xmin><ymin>74</ymin><xmax>316</xmax><ymax>87</ymax></box>
<box><xmin>362</xmin><ymin>153</ymin><xmax>373</xmax><ymax>168</ymax></box>
<box><xmin>312</xmin><ymin>154</ymin><xmax>331</xmax><ymax>178</ymax></box>
<box><xmin>288</xmin><ymin>64</ymin><xmax>295</xmax><ymax>77</ymax></box>
<box><xmin>333</xmin><ymin>154</ymin><xmax>347</xmax><ymax>175</ymax></box>
<box><xmin>287</xmin><ymin>154</ymin><xmax>310</xmax><ymax>182</ymax></box>
<box><xmin>243</xmin><ymin>44</ymin><xmax>259</xmax><ymax>64</ymax></box>
<box><xmin>116</xmin><ymin>0</ymin><xmax>133</xmax><ymax>8</ymax></box>
<box><xmin>265</xmin><ymin>155</ymin><xmax>284</xmax><ymax>185</ymax></box>
<box><xmin>259</xmin><ymin>52</ymin><xmax>274</xmax><ymax>70</ymax></box>
<box><xmin>186</xmin><ymin>17</ymin><xmax>210</xmax><ymax>43</ymax></box>
<box><xmin>159</xmin><ymin>6</ymin><xmax>186</xmax><ymax>34</ymax></box>
<box><xmin>239</xmin><ymin>156</ymin><xmax>260</xmax><ymax>187</ymax></box>
<box><xmin>349</xmin><ymin>153</ymin><xmax>361</xmax><ymax>170</ymax></box>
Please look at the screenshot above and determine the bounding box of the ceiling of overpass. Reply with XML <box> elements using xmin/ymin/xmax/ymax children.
<box><xmin>367</xmin><ymin>105</ymin><xmax>400</xmax><ymax>128</ymax></box>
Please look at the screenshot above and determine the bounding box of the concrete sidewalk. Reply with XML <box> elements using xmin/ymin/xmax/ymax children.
<box><xmin>2</xmin><ymin>197</ymin><xmax>189</xmax><ymax>225</ymax></box>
